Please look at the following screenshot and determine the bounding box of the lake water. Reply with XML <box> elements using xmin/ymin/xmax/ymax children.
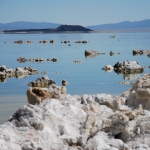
<box><xmin>0</xmin><ymin>32</ymin><xmax>150</xmax><ymax>124</ymax></box>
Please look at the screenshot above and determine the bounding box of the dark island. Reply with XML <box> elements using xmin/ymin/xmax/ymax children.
<box><xmin>3</xmin><ymin>25</ymin><xmax>92</xmax><ymax>34</ymax></box>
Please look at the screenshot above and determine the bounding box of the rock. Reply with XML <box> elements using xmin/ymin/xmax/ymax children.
<box><xmin>27</xmin><ymin>40</ymin><xmax>33</xmax><ymax>44</ymax></box>
<box><xmin>75</xmin><ymin>41</ymin><xmax>88</xmax><ymax>44</ymax></box>
<box><xmin>50</xmin><ymin>40</ymin><xmax>54</xmax><ymax>43</ymax></box>
<box><xmin>14</xmin><ymin>40</ymin><xmax>23</xmax><ymax>44</ymax></box>
<box><xmin>110</xmin><ymin>51</ymin><xmax>115</xmax><ymax>56</ymax></box>
<box><xmin>39</xmin><ymin>40</ymin><xmax>48</xmax><ymax>43</ymax></box>
<box><xmin>113</xmin><ymin>60</ymin><xmax>144</xmax><ymax>74</ymax></box>
<box><xmin>62</xmin><ymin>79</ymin><xmax>68</xmax><ymax>86</ymax></box>
<box><xmin>85</xmin><ymin>50</ymin><xmax>100</xmax><ymax>58</ymax></box>
<box><xmin>0</xmin><ymin>66</ymin><xmax>38</xmax><ymax>81</ymax></box>
<box><xmin>51</xmin><ymin>57</ymin><xmax>57</xmax><ymax>62</ymax></box>
<box><xmin>61</xmin><ymin>40</ymin><xmax>70</xmax><ymax>44</ymax></box>
<box><xmin>17</xmin><ymin>57</ymin><xmax>28</xmax><ymax>63</ymax></box>
<box><xmin>61</xmin><ymin>86</ymin><xmax>67</xmax><ymax>94</ymax></box>
<box><xmin>102</xmin><ymin>65</ymin><xmax>114</xmax><ymax>72</ymax></box>
<box><xmin>126</xmin><ymin>74</ymin><xmax>150</xmax><ymax>110</ymax></box>
<box><xmin>133</xmin><ymin>50</ymin><xmax>150</xmax><ymax>56</ymax></box>
<box><xmin>28</xmin><ymin>76</ymin><xmax>56</xmax><ymax>88</ymax></box>
<box><xmin>26</xmin><ymin>87</ymin><xmax>60</xmax><ymax>105</ymax></box>
<box><xmin>84</xmin><ymin>132</ymin><xmax>128</xmax><ymax>150</ymax></box>
<box><xmin>2</xmin><ymin>73</ymin><xmax>150</xmax><ymax>149</ymax></box>
<box><xmin>73</xmin><ymin>60</ymin><xmax>82</xmax><ymax>63</ymax></box>
<box><xmin>110</xmin><ymin>35</ymin><xmax>116</xmax><ymax>38</ymax></box>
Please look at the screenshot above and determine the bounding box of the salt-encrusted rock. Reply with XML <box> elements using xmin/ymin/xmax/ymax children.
<box><xmin>0</xmin><ymin>66</ymin><xmax>38</xmax><ymax>80</ymax></box>
<box><xmin>133</xmin><ymin>50</ymin><xmax>150</xmax><ymax>55</ymax></box>
<box><xmin>17</xmin><ymin>57</ymin><xmax>28</xmax><ymax>63</ymax></box>
<box><xmin>28</xmin><ymin>75</ymin><xmax>56</xmax><ymax>87</ymax></box>
<box><xmin>102</xmin><ymin>65</ymin><xmax>114</xmax><ymax>72</ymax></box>
<box><xmin>2</xmin><ymin>74</ymin><xmax>150</xmax><ymax>149</ymax></box>
<box><xmin>84</xmin><ymin>132</ymin><xmax>128</xmax><ymax>150</ymax></box>
<box><xmin>27</xmin><ymin>87</ymin><xmax>60</xmax><ymax>105</ymax></box>
<box><xmin>84</xmin><ymin>50</ymin><xmax>100</xmax><ymax>58</ymax></box>
<box><xmin>126</xmin><ymin>74</ymin><xmax>150</xmax><ymax>110</ymax></box>
<box><xmin>62</xmin><ymin>79</ymin><xmax>68</xmax><ymax>86</ymax></box>
<box><xmin>113</xmin><ymin>60</ymin><xmax>144</xmax><ymax>74</ymax></box>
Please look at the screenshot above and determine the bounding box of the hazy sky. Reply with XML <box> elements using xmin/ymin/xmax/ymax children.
<box><xmin>0</xmin><ymin>0</ymin><xmax>150</xmax><ymax>26</ymax></box>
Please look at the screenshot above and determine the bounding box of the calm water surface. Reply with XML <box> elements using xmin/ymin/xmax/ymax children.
<box><xmin>0</xmin><ymin>32</ymin><xmax>150</xmax><ymax>124</ymax></box>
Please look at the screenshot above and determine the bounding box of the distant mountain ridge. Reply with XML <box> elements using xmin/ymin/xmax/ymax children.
<box><xmin>1</xmin><ymin>19</ymin><xmax>150</xmax><ymax>31</ymax></box>
<box><xmin>0</xmin><ymin>21</ymin><xmax>60</xmax><ymax>30</ymax></box>
<box><xmin>86</xmin><ymin>19</ymin><xmax>150</xmax><ymax>30</ymax></box>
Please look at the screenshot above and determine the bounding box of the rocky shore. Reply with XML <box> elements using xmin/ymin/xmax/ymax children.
<box><xmin>0</xmin><ymin>73</ymin><xmax>150</xmax><ymax>149</ymax></box>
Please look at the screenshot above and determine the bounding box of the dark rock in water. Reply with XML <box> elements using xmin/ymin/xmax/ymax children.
<box><xmin>50</xmin><ymin>40</ymin><xmax>54</xmax><ymax>43</ymax></box>
<box><xmin>39</xmin><ymin>40</ymin><xmax>48</xmax><ymax>43</ymax></box>
<box><xmin>14</xmin><ymin>40</ymin><xmax>23</xmax><ymax>44</ymax></box>
<box><xmin>110</xmin><ymin>35</ymin><xmax>116</xmax><ymax>38</ymax></box>
<box><xmin>75</xmin><ymin>40</ymin><xmax>88</xmax><ymax>44</ymax></box>
<box><xmin>113</xmin><ymin>60</ymin><xmax>144</xmax><ymax>74</ymax></box>
<box><xmin>85</xmin><ymin>50</ymin><xmax>100</xmax><ymax>58</ymax></box>
<box><xmin>133</xmin><ymin>50</ymin><xmax>150</xmax><ymax>56</ymax></box>
<box><xmin>61</xmin><ymin>40</ymin><xmax>70</xmax><ymax>44</ymax></box>
<box><xmin>110</xmin><ymin>51</ymin><xmax>115</xmax><ymax>56</ymax></box>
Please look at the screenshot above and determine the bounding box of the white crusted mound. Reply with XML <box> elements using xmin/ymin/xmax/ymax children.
<box><xmin>1</xmin><ymin>74</ymin><xmax>150</xmax><ymax>149</ymax></box>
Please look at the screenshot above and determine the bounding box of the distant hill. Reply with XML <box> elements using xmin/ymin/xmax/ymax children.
<box><xmin>55</xmin><ymin>25</ymin><xmax>91</xmax><ymax>31</ymax></box>
<box><xmin>3</xmin><ymin>25</ymin><xmax>92</xmax><ymax>33</ymax></box>
<box><xmin>0</xmin><ymin>21</ymin><xmax>60</xmax><ymax>30</ymax></box>
<box><xmin>86</xmin><ymin>19</ymin><xmax>150</xmax><ymax>30</ymax></box>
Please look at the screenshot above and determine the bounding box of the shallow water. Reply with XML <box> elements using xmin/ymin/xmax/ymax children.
<box><xmin>0</xmin><ymin>32</ymin><xmax>150</xmax><ymax>124</ymax></box>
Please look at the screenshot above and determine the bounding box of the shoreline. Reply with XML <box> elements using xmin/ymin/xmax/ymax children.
<box><xmin>0</xmin><ymin>73</ymin><xmax>150</xmax><ymax>149</ymax></box>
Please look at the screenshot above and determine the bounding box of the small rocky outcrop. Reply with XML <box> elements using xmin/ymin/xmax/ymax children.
<box><xmin>73</xmin><ymin>60</ymin><xmax>82</xmax><ymax>63</ymax></box>
<box><xmin>0</xmin><ymin>65</ymin><xmax>38</xmax><ymax>81</ymax></box>
<box><xmin>85</xmin><ymin>50</ymin><xmax>100</xmax><ymax>58</ymax></box>
<box><xmin>102</xmin><ymin>65</ymin><xmax>114</xmax><ymax>72</ymax></box>
<box><xmin>75</xmin><ymin>40</ymin><xmax>88</xmax><ymax>44</ymax></box>
<box><xmin>27</xmin><ymin>76</ymin><xmax>68</xmax><ymax>104</ymax></box>
<box><xmin>126</xmin><ymin>74</ymin><xmax>150</xmax><ymax>110</ymax></box>
<box><xmin>39</xmin><ymin>40</ymin><xmax>48</xmax><ymax>43</ymax></box>
<box><xmin>110</xmin><ymin>51</ymin><xmax>115</xmax><ymax>56</ymax></box>
<box><xmin>110</xmin><ymin>35</ymin><xmax>116</xmax><ymax>38</ymax></box>
<box><xmin>61</xmin><ymin>40</ymin><xmax>70</xmax><ymax>44</ymax></box>
<box><xmin>28</xmin><ymin>75</ymin><xmax>56</xmax><ymax>88</ymax></box>
<box><xmin>17</xmin><ymin>57</ymin><xmax>57</xmax><ymax>63</ymax></box>
<box><xmin>113</xmin><ymin>60</ymin><xmax>144</xmax><ymax>74</ymax></box>
<box><xmin>133</xmin><ymin>50</ymin><xmax>150</xmax><ymax>56</ymax></box>
<box><xmin>50</xmin><ymin>40</ymin><xmax>54</xmax><ymax>43</ymax></box>
<box><xmin>14</xmin><ymin>40</ymin><xmax>24</xmax><ymax>44</ymax></box>
<box><xmin>27</xmin><ymin>40</ymin><xmax>33</xmax><ymax>44</ymax></box>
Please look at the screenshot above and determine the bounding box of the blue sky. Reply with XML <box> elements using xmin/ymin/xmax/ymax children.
<box><xmin>0</xmin><ymin>0</ymin><xmax>150</xmax><ymax>26</ymax></box>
